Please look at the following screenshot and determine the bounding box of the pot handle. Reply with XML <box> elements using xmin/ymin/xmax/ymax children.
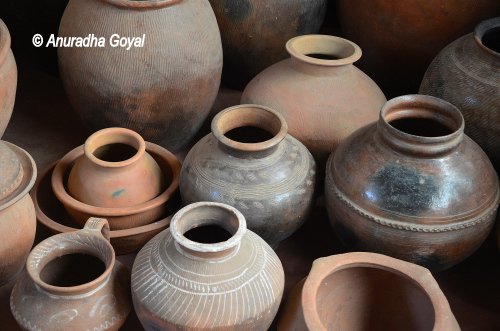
<box><xmin>83</xmin><ymin>217</ymin><xmax>111</xmax><ymax>242</ymax></box>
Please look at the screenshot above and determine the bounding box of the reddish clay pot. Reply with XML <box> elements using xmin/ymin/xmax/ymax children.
<box><xmin>209</xmin><ymin>0</ymin><xmax>327</xmax><ymax>89</ymax></box>
<box><xmin>338</xmin><ymin>0</ymin><xmax>500</xmax><ymax>97</ymax></box>
<box><xmin>0</xmin><ymin>141</ymin><xmax>36</xmax><ymax>285</ymax></box>
<box><xmin>279</xmin><ymin>253</ymin><xmax>460</xmax><ymax>330</ymax></box>
<box><xmin>10</xmin><ymin>218</ymin><xmax>131</xmax><ymax>331</ymax></box>
<box><xmin>0</xmin><ymin>20</ymin><xmax>17</xmax><ymax>138</ymax></box>
<box><xmin>242</xmin><ymin>35</ymin><xmax>386</xmax><ymax>167</ymax></box>
<box><xmin>58</xmin><ymin>0</ymin><xmax>223</xmax><ymax>152</ymax></box>
<box><xmin>325</xmin><ymin>95</ymin><xmax>500</xmax><ymax>271</ymax></box>
<box><xmin>132</xmin><ymin>202</ymin><xmax>285</xmax><ymax>330</ymax></box>
<box><xmin>52</xmin><ymin>141</ymin><xmax>181</xmax><ymax>230</ymax></box>
<box><xmin>420</xmin><ymin>17</ymin><xmax>500</xmax><ymax>172</ymax></box>
<box><xmin>68</xmin><ymin>128</ymin><xmax>162</xmax><ymax>208</ymax></box>
<box><xmin>180</xmin><ymin>105</ymin><xmax>316</xmax><ymax>247</ymax></box>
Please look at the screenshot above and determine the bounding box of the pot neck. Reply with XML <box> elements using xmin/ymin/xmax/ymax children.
<box><xmin>473</xmin><ymin>17</ymin><xmax>500</xmax><ymax>64</ymax></box>
<box><xmin>212</xmin><ymin>105</ymin><xmax>287</xmax><ymax>159</ymax></box>
<box><xmin>377</xmin><ymin>95</ymin><xmax>464</xmax><ymax>157</ymax></box>
<box><xmin>101</xmin><ymin>0</ymin><xmax>182</xmax><ymax>9</ymax></box>
<box><xmin>171</xmin><ymin>202</ymin><xmax>247</xmax><ymax>260</ymax></box>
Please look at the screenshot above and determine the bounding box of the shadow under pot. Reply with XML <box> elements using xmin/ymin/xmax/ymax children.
<box><xmin>325</xmin><ymin>94</ymin><xmax>500</xmax><ymax>272</ymax></box>
<box><xmin>0</xmin><ymin>19</ymin><xmax>17</xmax><ymax>138</ymax></box>
<box><xmin>278</xmin><ymin>252</ymin><xmax>460</xmax><ymax>331</ymax></box>
<box><xmin>10</xmin><ymin>218</ymin><xmax>131</xmax><ymax>331</ymax></box>
<box><xmin>132</xmin><ymin>202</ymin><xmax>285</xmax><ymax>330</ymax></box>
<box><xmin>180</xmin><ymin>104</ymin><xmax>316</xmax><ymax>248</ymax></box>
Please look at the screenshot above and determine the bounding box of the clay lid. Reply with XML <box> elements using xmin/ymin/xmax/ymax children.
<box><xmin>0</xmin><ymin>141</ymin><xmax>37</xmax><ymax>210</ymax></box>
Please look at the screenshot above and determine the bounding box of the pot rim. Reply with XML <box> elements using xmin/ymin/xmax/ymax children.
<box><xmin>286</xmin><ymin>34</ymin><xmax>362</xmax><ymax>67</ymax></box>
<box><xmin>99</xmin><ymin>0</ymin><xmax>182</xmax><ymax>9</ymax></box>
<box><xmin>474</xmin><ymin>17</ymin><xmax>500</xmax><ymax>58</ymax></box>
<box><xmin>302</xmin><ymin>252</ymin><xmax>457</xmax><ymax>331</ymax></box>
<box><xmin>0</xmin><ymin>19</ymin><xmax>11</xmax><ymax>67</ymax></box>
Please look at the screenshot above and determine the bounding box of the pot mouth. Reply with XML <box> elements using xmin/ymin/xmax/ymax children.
<box><xmin>84</xmin><ymin>128</ymin><xmax>145</xmax><ymax>168</ymax></box>
<box><xmin>211</xmin><ymin>104</ymin><xmax>287</xmax><ymax>154</ymax></box>
<box><xmin>286</xmin><ymin>35</ymin><xmax>362</xmax><ymax>67</ymax></box>
<box><xmin>474</xmin><ymin>17</ymin><xmax>500</xmax><ymax>57</ymax></box>
<box><xmin>171</xmin><ymin>202</ymin><xmax>246</xmax><ymax>258</ymax></box>
<box><xmin>0</xmin><ymin>19</ymin><xmax>11</xmax><ymax>67</ymax></box>
<box><xmin>101</xmin><ymin>0</ymin><xmax>182</xmax><ymax>9</ymax></box>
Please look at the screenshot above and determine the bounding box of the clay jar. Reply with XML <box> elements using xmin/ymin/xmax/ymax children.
<box><xmin>242</xmin><ymin>35</ymin><xmax>386</xmax><ymax>167</ymax></box>
<box><xmin>68</xmin><ymin>127</ymin><xmax>162</xmax><ymax>208</ymax></box>
<box><xmin>208</xmin><ymin>0</ymin><xmax>327</xmax><ymax>88</ymax></box>
<box><xmin>420</xmin><ymin>17</ymin><xmax>500</xmax><ymax>172</ymax></box>
<box><xmin>325</xmin><ymin>95</ymin><xmax>500</xmax><ymax>271</ymax></box>
<box><xmin>0</xmin><ymin>20</ymin><xmax>17</xmax><ymax>138</ymax></box>
<box><xmin>180</xmin><ymin>105</ymin><xmax>316</xmax><ymax>247</ymax></box>
<box><xmin>10</xmin><ymin>218</ymin><xmax>131</xmax><ymax>331</ymax></box>
<box><xmin>58</xmin><ymin>0</ymin><xmax>223</xmax><ymax>152</ymax></box>
<box><xmin>338</xmin><ymin>0</ymin><xmax>500</xmax><ymax>97</ymax></box>
<box><xmin>132</xmin><ymin>202</ymin><xmax>285</xmax><ymax>330</ymax></box>
<box><xmin>0</xmin><ymin>141</ymin><xmax>36</xmax><ymax>285</ymax></box>
<box><xmin>279</xmin><ymin>253</ymin><xmax>460</xmax><ymax>331</ymax></box>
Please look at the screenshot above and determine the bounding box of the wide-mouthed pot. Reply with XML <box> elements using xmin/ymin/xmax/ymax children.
<box><xmin>0</xmin><ymin>19</ymin><xmax>17</xmax><ymax>138</ymax></box>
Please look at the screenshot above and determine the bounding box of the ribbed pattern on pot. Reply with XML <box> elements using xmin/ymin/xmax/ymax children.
<box><xmin>0</xmin><ymin>19</ymin><xmax>17</xmax><ymax>138</ymax></box>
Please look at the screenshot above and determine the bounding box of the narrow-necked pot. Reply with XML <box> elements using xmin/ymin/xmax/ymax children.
<box><xmin>0</xmin><ymin>19</ymin><xmax>17</xmax><ymax>138</ymax></box>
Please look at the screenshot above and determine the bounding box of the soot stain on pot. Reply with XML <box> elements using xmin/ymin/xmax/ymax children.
<box><xmin>296</xmin><ymin>1</ymin><xmax>327</xmax><ymax>34</ymax></box>
<box><xmin>112</xmin><ymin>189</ymin><xmax>125</xmax><ymax>198</ymax></box>
<box><xmin>412</xmin><ymin>253</ymin><xmax>445</xmax><ymax>271</ymax></box>
<box><xmin>222</xmin><ymin>0</ymin><xmax>252</xmax><ymax>23</ymax></box>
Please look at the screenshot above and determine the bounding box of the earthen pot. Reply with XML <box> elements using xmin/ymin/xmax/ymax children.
<box><xmin>34</xmin><ymin>162</ymin><xmax>176</xmax><ymax>255</ymax></box>
<box><xmin>132</xmin><ymin>202</ymin><xmax>285</xmax><ymax>330</ymax></box>
<box><xmin>180</xmin><ymin>105</ymin><xmax>316</xmax><ymax>248</ymax></box>
<box><xmin>209</xmin><ymin>0</ymin><xmax>327</xmax><ymax>89</ymax></box>
<box><xmin>241</xmin><ymin>35</ymin><xmax>386</xmax><ymax>168</ymax></box>
<box><xmin>279</xmin><ymin>252</ymin><xmax>460</xmax><ymax>330</ymax></box>
<box><xmin>52</xmin><ymin>141</ymin><xmax>181</xmax><ymax>230</ymax></box>
<box><xmin>68</xmin><ymin>128</ymin><xmax>162</xmax><ymax>208</ymax></box>
<box><xmin>338</xmin><ymin>0</ymin><xmax>500</xmax><ymax>97</ymax></box>
<box><xmin>420</xmin><ymin>17</ymin><xmax>500</xmax><ymax>172</ymax></box>
<box><xmin>0</xmin><ymin>141</ymin><xmax>36</xmax><ymax>285</ymax></box>
<box><xmin>325</xmin><ymin>95</ymin><xmax>500</xmax><ymax>271</ymax></box>
<box><xmin>0</xmin><ymin>20</ymin><xmax>17</xmax><ymax>138</ymax></box>
<box><xmin>10</xmin><ymin>218</ymin><xmax>131</xmax><ymax>331</ymax></box>
<box><xmin>58</xmin><ymin>0</ymin><xmax>223</xmax><ymax>152</ymax></box>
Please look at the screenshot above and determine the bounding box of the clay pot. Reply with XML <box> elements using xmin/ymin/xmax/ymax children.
<box><xmin>58</xmin><ymin>0</ymin><xmax>223</xmax><ymax>152</ymax></box>
<box><xmin>132</xmin><ymin>202</ymin><xmax>285</xmax><ymax>330</ymax></box>
<box><xmin>68</xmin><ymin>128</ymin><xmax>163</xmax><ymax>208</ymax></box>
<box><xmin>52</xmin><ymin>141</ymin><xmax>181</xmax><ymax>230</ymax></box>
<box><xmin>10</xmin><ymin>218</ymin><xmax>131</xmax><ymax>331</ymax></box>
<box><xmin>0</xmin><ymin>20</ymin><xmax>17</xmax><ymax>138</ymax></box>
<box><xmin>241</xmin><ymin>35</ymin><xmax>386</xmax><ymax>168</ymax></box>
<box><xmin>209</xmin><ymin>0</ymin><xmax>327</xmax><ymax>89</ymax></box>
<box><xmin>338</xmin><ymin>0</ymin><xmax>500</xmax><ymax>97</ymax></box>
<box><xmin>420</xmin><ymin>17</ymin><xmax>500</xmax><ymax>172</ymax></box>
<box><xmin>325</xmin><ymin>95</ymin><xmax>500</xmax><ymax>271</ymax></box>
<box><xmin>279</xmin><ymin>252</ymin><xmax>460</xmax><ymax>330</ymax></box>
<box><xmin>0</xmin><ymin>141</ymin><xmax>36</xmax><ymax>285</ymax></box>
<box><xmin>34</xmin><ymin>162</ymin><xmax>176</xmax><ymax>255</ymax></box>
<box><xmin>180</xmin><ymin>105</ymin><xmax>316</xmax><ymax>247</ymax></box>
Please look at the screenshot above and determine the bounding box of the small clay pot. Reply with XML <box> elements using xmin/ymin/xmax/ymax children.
<box><xmin>10</xmin><ymin>218</ymin><xmax>131</xmax><ymax>331</ymax></box>
<box><xmin>325</xmin><ymin>95</ymin><xmax>500</xmax><ymax>271</ymax></box>
<box><xmin>279</xmin><ymin>252</ymin><xmax>460</xmax><ymax>330</ymax></box>
<box><xmin>52</xmin><ymin>141</ymin><xmax>181</xmax><ymax>230</ymax></box>
<box><xmin>0</xmin><ymin>20</ymin><xmax>17</xmax><ymax>138</ymax></box>
<box><xmin>132</xmin><ymin>202</ymin><xmax>285</xmax><ymax>330</ymax></box>
<box><xmin>242</xmin><ymin>35</ymin><xmax>386</xmax><ymax>168</ymax></box>
<box><xmin>180</xmin><ymin>104</ymin><xmax>316</xmax><ymax>247</ymax></box>
<box><xmin>68</xmin><ymin>128</ymin><xmax>163</xmax><ymax>208</ymax></box>
<box><xmin>0</xmin><ymin>141</ymin><xmax>36</xmax><ymax>285</ymax></box>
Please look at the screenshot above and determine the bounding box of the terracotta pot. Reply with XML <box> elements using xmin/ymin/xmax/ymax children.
<box><xmin>209</xmin><ymin>0</ymin><xmax>327</xmax><ymax>89</ymax></box>
<box><xmin>0</xmin><ymin>20</ymin><xmax>17</xmax><ymax>138</ymax></box>
<box><xmin>241</xmin><ymin>35</ymin><xmax>386</xmax><ymax>168</ymax></box>
<box><xmin>0</xmin><ymin>141</ymin><xmax>36</xmax><ymax>285</ymax></box>
<box><xmin>338</xmin><ymin>0</ymin><xmax>500</xmax><ymax>97</ymax></box>
<box><xmin>325</xmin><ymin>95</ymin><xmax>500</xmax><ymax>271</ymax></box>
<box><xmin>52</xmin><ymin>141</ymin><xmax>181</xmax><ymax>230</ymax></box>
<box><xmin>10</xmin><ymin>218</ymin><xmax>131</xmax><ymax>331</ymax></box>
<box><xmin>58</xmin><ymin>0</ymin><xmax>223</xmax><ymax>152</ymax></box>
<box><xmin>279</xmin><ymin>252</ymin><xmax>460</xmax><ymax>330</ymax></box>
<box><xmin>420</xmin><ymin>17</ymin><xmax>500</xmax><ymax>172</ymax></box>
<box><xmin>34</xmin><ymin>162</ymin><xmax>177</xmax><ymax>255</ymax></box>
<box><xmin>132</xmin><ymin>202</ymin><xmax>285</xmax><ymax>330</ymax></box>
<box><xmin>68</xmin><ymin>128</ymin><xmax>163</xmax><ymax>208</ymax></box>
<box><xmin>180</xmin><ymin>105</ymin><xmax>316</xmax><ymax>247</ymax></box>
